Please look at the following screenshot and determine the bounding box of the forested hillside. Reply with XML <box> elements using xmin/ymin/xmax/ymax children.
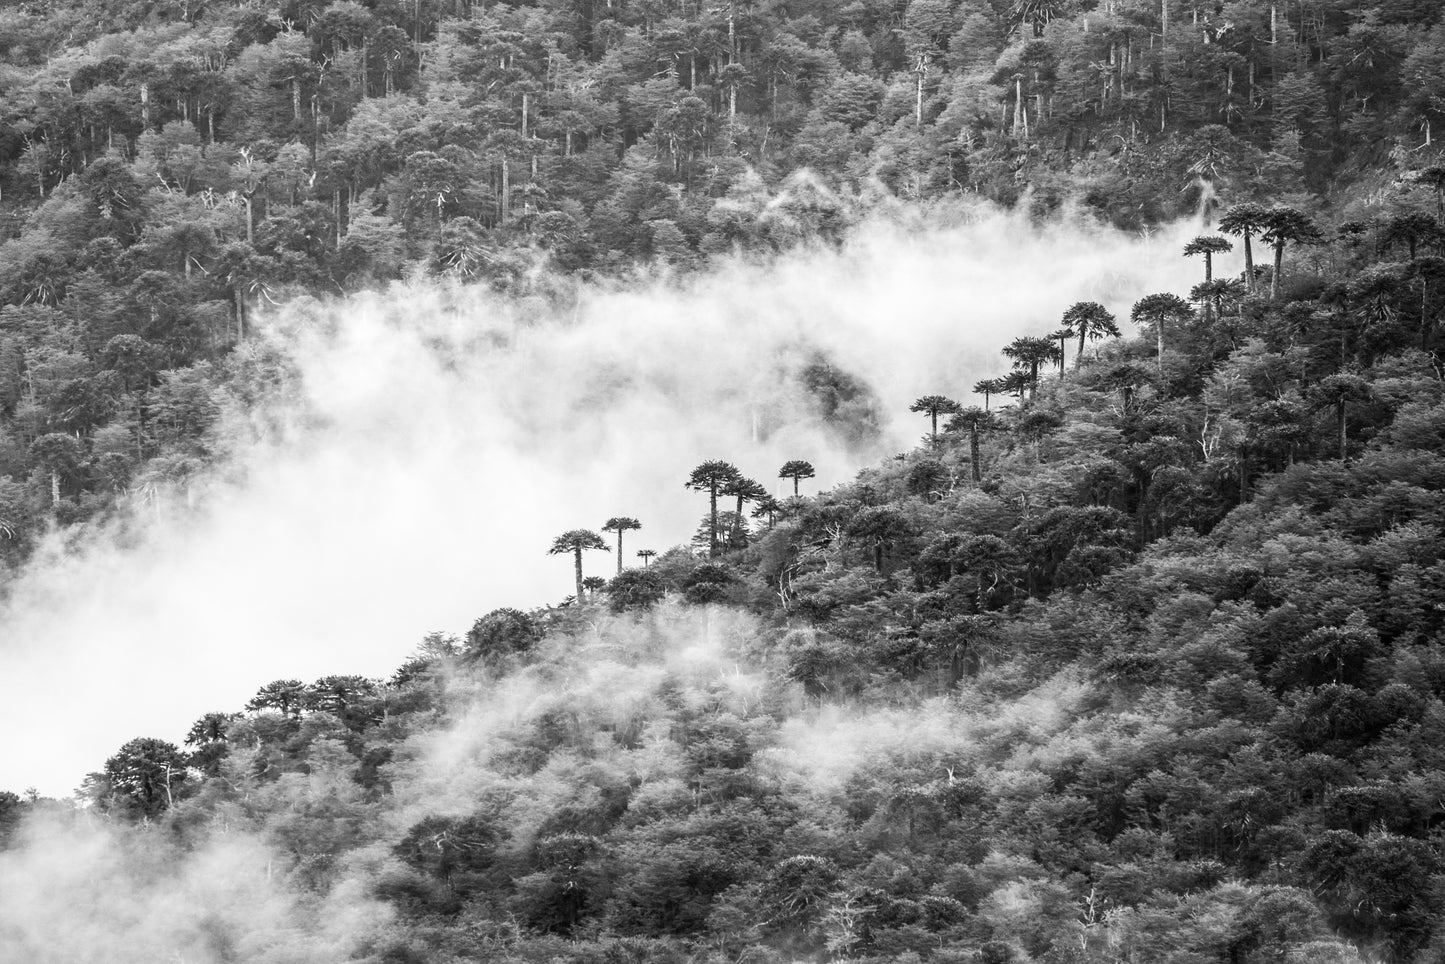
<box><xmin>7</xmin><ymin>0</ymin><xmax>1445</xmax><ymax>961</ymax></box>
<box><xmin>7</xmin><ymin>221</ymin><xmax>1445</xmax><ymax>960</ymax></box>
<box><xmin>2</xmin><ymin>0</ymin><xmax>1445</xmax><ymax>568</ymax></box>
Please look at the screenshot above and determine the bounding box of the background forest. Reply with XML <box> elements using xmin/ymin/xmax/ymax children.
<box><xmin>1</xmin><ymin>0</ymin><xmax>1445</xmax><ymax>558</ymax></box>
<box><xmin>7</xmin><ymin>0</ymin><xmax>1445</xmax><ymax>962</ymax></box>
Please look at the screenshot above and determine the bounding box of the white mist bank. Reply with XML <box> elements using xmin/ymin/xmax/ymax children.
<box><xmin>0</xmin><ymin>814</ymin><xmax>389</xmax><ymax>963</ymax></box>
<box><xmin>0</xmin><ymin>200</ymin><xmax>1223</xmax><ymax>796</ymax></box>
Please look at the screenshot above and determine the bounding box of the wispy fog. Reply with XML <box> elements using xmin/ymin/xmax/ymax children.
<box><xmin>0</xmin><ymin>199</ymin><xmax>1217</xmax><ymax>796</ymax></box>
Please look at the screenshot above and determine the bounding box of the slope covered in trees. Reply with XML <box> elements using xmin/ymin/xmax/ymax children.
<box><xmin>2</xmin><ymin>0</ymin><xmax>1445</xmax><ymax>577</ymax></box>
<box><xmin>6</xmin><ymin>0</ymin><xmax>1445</xmax><ymax>960</ymax></box>
<box><xmin>6</xmin><ymin>191</ymin><xmax>1445</xmax><ymax>960</ymax></box>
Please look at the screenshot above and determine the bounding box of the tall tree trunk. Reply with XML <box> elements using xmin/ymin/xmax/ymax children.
<box><xmin>1242</xmin><ymin>233</ymin><xmax>1255</xmax><ymax>291</ymax></box>
<box><xmin>1014</xmin><ymin>77</ymin><xmax>1027</xmax><ymax>137</ymax></box>
<box><xmin>615</xmin><ymin>530</ymin><xmax>624</xmax><ymax>573</ymax></box>
<box><xmin>1271</xmin><ymin>238</ymin><xmax>1284</xmax><ymax>300</ymax></box>
<box><xmin>500</xmin><ymin>159</ymin><xmax>510</xmax><ymax>224</ymax></box>
<box><xmin>1337</xmin><ymin>399</ymin><xmax>1347</xmax><ymax>460</ymax></box>
<box><xmin>50</xmin><ymin>470</ymin><xmax>60</xmax><ymax>507</ymax></box>
<box><xmin>709</xmin><ymin>484</ymin><xmax>719</xmax><ymax>557</ymax></box>
<box><xmin>573</xmin><ymin>548</ymin><xmax>584</xmax><ymax>599</ymax></box>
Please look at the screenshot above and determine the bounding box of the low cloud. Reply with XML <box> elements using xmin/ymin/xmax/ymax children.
<box><xmin>0</xmin><ymin>198</ymin><xmax>1218</xmax><ymax>796</ymax></box>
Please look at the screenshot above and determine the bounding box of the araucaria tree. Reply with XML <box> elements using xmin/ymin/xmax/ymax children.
<box><xmin>1131</xmin><ymin>293</ymin><xmax>1194</xmax><ymax>372</ymax></box>
<box><xmin>1311</xmin><ymin>373</ymin><xmax>1372</xmax><ymax>460</ymax></box>
<box><xmin>778</xmin><ymin>460</ymin><xmax>815</xmax><ymax>497</ymax></box>
<box><xmin>686</xmin><ymin>460</ymin><xmax>740</xmax><ymax>558</ymax></box>
<box><xmin>1218</xmin><ymin>203</ymin><xmax>1270</xmax><ymax>293</ymax></box>
<box><xmin>910</xmin><ymin>395</ymin><xmax>961</xmax><ymax>443</ymax></box>
<box><xmin>1048</xmin><ymin>328</ymin><xmax>1074</xmax><ymax>375</ymax></box>
<box><xmin>1191</xmin><ymin>279</ymin><xmax>1245</xmax><ymax>330</ymax></box>
<box><xmin>721</xmin><ymin>476</ymin><xmax>768</xmax><ymax>548</ymax></box>
<box><xmin>973</xmin><ymin>378</ymin><xmax>1005</xmax><ymax>412</ymax></box>
<box><xmin>1259</xmin><ymin>206</ymin><xmax>1323</xmax><ymax>300</ymax></box>
<box><xmin>247</xmin><ymin>679</ymin><xmax>307</xmax><ymax>718</ymax></box>
<box><xmin>602</xmin><ymin>517</ymin><xmax>641</xmax><ymax>573</ymax></box>
<box><xmin>549</xmin><ymin>529</ymin><xmax>609</xmax><ymax>599</ymax></box>
<box><xmin>1001</xmin><ymin>337</ymin><xmax>1061</xmax><ymax>397</ymax></box>
<box><xmin>1062</xmin><ymin>302</ymin><xmax>1121</xmax><ymax>364</ymax></box>
<box><xmin>1183</xmin><ymin>236</ymin><xmax>1234</xmax><ymax>284</ymax></box>
<box><xmin>946</xmin><ymin>407</ymin><xmax>994</xmax><ymax>482</ymax></box>
<box><xmin>1184</xmin><ymin>236</ymin><xmax>1235</xmax><ymax>319</ymax></box>
<box><xmin>1001</xmin><ymin>370</ymin><xmax>1032</xmax><ymax>401</ymax></box>
<box><xmin>751</xmin><ymin>495</ymin><xmax>782</xmax><ymax>530</ymax></box>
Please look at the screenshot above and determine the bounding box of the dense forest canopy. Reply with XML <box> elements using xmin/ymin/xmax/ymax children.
<box><xmin>0</xmin><ymin>0</ymin><xmax>1443</xmax><ymax>561</ymax></box>
<box><xmin>6</xmin><ymin>0</ymin><xmax>1445</xmax><ymax>961</ymax></box>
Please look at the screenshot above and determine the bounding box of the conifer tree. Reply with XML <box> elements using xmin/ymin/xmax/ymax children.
<box><xmin>1132</xmin><ymin>293</ymin><xmax>1194</xmax><ymax>372</ymax></box>
<box><xmin>778</xmin><ymin>460</ymin><xmax>815</xmax><ymax>497</ymax></box>
<box><xmin>549</xmin><ymin>529</ymin><xmax>609</xmax><ymax>599</ymax></box>
<box><xmin>686</xmin><ymin>461</ymin><xmax>740</xmax><ymax>558</ymax></box>
<box><xmin>1061</xmin><ymin>302</ymin><xmax>1121</xmax><ymax>365</ymax></box>
<box><xmin>602</xmin><ymin>517</ymin><xmax>641</xmax><ymax>573</ymax></box>
<box><xmin>910</xmin><ymin>395</ymin><xmax>961</xmax><ymax>443</ymax></box>
<box><xmin>1219</xmin><ymin>203</ymin><xmax>1271</xmax><ymax>293</ymax></box>
<box><xmin>1001</xmin><ymin>337</ymin><xmax>1061</xmax><ymax>398</ymax></box>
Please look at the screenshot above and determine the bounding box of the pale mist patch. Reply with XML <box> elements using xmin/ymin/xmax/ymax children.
<box><xmin>0</xmin><ymin>812</ymin><xmax>392</xmax><ymax>963</ymax></box>
<box><xmin>0</xmin><ymin>200</ymin><xmax>1217</xmax><ymax>796</ymax></box>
